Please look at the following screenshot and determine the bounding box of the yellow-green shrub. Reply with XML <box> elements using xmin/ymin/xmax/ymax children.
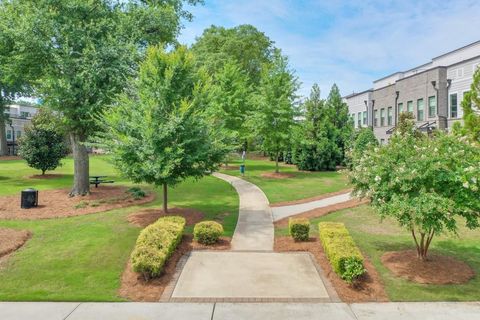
<box><xmin>318</xmin><ymin>222</ymin><xmax>365</xmax><ymax>283</ymax></box>
<box><xmin>289</xmin><ymin>217</ymin><xmax>310</xmax><ymax>241</ymax></box>
<box><xmin>193</xmin><ymin>221</ymin><xmax>223</xmax><ymax>245</ymax></box>
<box><xmin>131</xmin><ymin>216</ymin><xmax>185</xmax><ymax>280</ymax></box>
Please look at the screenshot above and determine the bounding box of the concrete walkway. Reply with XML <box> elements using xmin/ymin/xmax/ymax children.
<box><xmin>212</xmin><ymin>172</ymin><xmax>274</xmax><ymax>251</ymax></box>
<box><xmin>271</xmin><ymin>192</ymin><xmax>352</xmax><ymax>221</ymax></box>
<box><xmin>2</xmin><ymin>302</ymin><xmax>480</xmax><ymax>320</ymax></box>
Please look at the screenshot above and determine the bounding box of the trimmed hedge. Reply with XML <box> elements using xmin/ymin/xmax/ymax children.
<box><xmin>289</xmin><ymin>218</ymin><xmax>310</xmax><ymax>241</ymax></box>
<box><xmin>131</xmin><ymin>216</ymin><xmax>185</xmax><ymax>280</ymax></box>
<box><xmin>193</xmin><ymin>221</ymin><xmax>223</xmax><ymax>245</ymax></box>
<box><xmin>318</xmin><ymin>222</ymin><xmax>365</xmax><ymax>283</ymax></box>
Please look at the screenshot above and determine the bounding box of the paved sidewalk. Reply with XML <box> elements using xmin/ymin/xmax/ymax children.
<box><xmin>2</xmin><ymin>302</ymin><xmax>480</xmax><ymax>320</ymax></box>
<box><xmin>213</xmin><ymin>172</ymin><xmax>274</xmax><ymax>251</ymax></box>
<box><xmin>271</xmin><ymin>192</ymin><xmax>352</xmax><ymax>221</ymax></box>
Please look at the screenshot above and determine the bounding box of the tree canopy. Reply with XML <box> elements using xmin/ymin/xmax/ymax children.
<box><xmin>99</xmin><ymin>46</ymin><xmax>225</xmax><ymax>212</ymax></box>
<box><xmin>349</xmin><ymin>118</ymin><xmax>480</xmax><ymax>260</ymax></box>
<box><xmin>460</xmin><ymin>67</ymin><xmax>480</xmax><ymax>142</ymax></box>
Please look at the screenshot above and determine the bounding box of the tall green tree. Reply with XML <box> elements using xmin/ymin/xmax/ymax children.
<box><xmin>325</xmin><ymin>84</ymin><xmax>353</xmax><ymax>164</ymax></box>
<box><xmin>191</xmin><ymin>25</ymin><xmax>275</xmax><ymax>86</ymax></box>
<box><xmin>4</xmin><ymin>0</ymin><xmax>199</xmax><ymax>195</ymax></box>
<box><xmin>99</xmin><ymin>46</ymin><xmax>225</xmax><ymax>213</ymax></box>
<box><xmin>248</xmin><ymin>50</ymin><xmax>298</xmax><ymax>173</ymax></box>
<box><xmin>460</xmin><ymin>67</ymin><xmax>480</xmax><ymax>142</ymax></box>
<box><xmin>349</xmin><ymin>117</ymin><xmax>480</xmax><ymax>260</ymax></box>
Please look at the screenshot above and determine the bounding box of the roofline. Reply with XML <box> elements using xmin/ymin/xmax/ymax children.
<box><xmin>432</xmin><ymin>39</ymin><xmax>480</xmax><ymax>60</ymax></box>
<box><xmin>373</xmin><ymin>72</ymin><xmax>403</xmax><ymax>83</ymax></box>
<box><xmin>343</xmin><ymin>88</ymin><xmax>373</xmax><ymax>99</ymax></box>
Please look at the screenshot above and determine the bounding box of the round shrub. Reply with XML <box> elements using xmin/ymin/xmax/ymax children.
<box><xmin>289</xmin><ymin>217</ymin><xmax>310</xmax><ymax>241</ymax></box>
<box><xmin>194</xmin><ymin>221</ymin><xmax>224</xmax><ymax>245</ymax></box>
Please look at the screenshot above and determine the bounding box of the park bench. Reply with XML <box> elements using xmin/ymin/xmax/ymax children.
<box><xmin>89</xmin><ymin>175</ymin><xmax>115</xmax><ymax>188</ymax></box>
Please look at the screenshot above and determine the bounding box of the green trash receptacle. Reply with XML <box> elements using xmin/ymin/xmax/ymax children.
<box><xmin>240</xmin><ymin>164</ymin><xmax>245</xmax><ymax>175</ymax></box>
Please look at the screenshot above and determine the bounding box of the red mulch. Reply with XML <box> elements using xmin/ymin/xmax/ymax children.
<box><xmin>274</xmin><ymin>199</ymin><xmax>368</xmax><ymax>228</ymax></box>
<box><xmin>260</xmin><ymin>172</ymin><xmax>295</xmax><ymax>179</ymax></box>
<box><xmin>275</xmin><ymin>236</ymin><xmax>388</xmax><ymax>302</ymax></box>
<box><xmin>119</xmin><ymin>234</ymin><xmax>231</xmax><ymax>301</ymax></box>
<box><xmin>28</xmin><ymin>174</ymin><xmax>64</xmax><ymax>180</ymax></box>
<box><xmin>0</xmin><ymin>156</ymin><xmax>21</xmax><ymax>161</ymax></box>
<box><xmin>0</xmin><ymin>186</ymin><xmax>155</xmax><ymax>220</ymax></box>
<box><xmin>382</xmin><ymin>250</ymin><xmax>475</xmax><ymax>285</ymax></box>
<box><xmin>127</xmin><ymin>208</ymin><xmax>205</xmax><ymax>228</ymax></box>
<box><xmin>220</xmin><ymin>165</ymin><xmax>240</xmax><ymax>170</ymax></box>
<box><xmin>270</xmin><ymin>189</ymin><xmax>353</xmax><ymax>207</ymax></box>
<box><xmin>0</xmin><ymin>228</ymin><xmax>32</xmax><ymax>258</ymax></box>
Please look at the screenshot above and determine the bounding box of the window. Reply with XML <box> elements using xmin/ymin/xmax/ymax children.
<box><xmin>450</xmin><ymin>93</ymin><xmax>458</xmax><ymax>118</ymax></box>
<box><xmin>407</xmin><ymin>101</ymin><xmax>414</xmax><ymax>114</ymax></box>
<box><xmin>398</xmin><ymin>102</ymin><xmax>403</xmax><ymax>114</ymax></box>
<box><xmin>362</xmin><ymin>111</ymin><xmax>367</xmax><ymax>125</ymax></box>
<box><xmin>387</xmin><ymin>107</ymin><xmax>393</xmax><ymax>126</ymax></box>
<box><xmin>17</xmin><ymin>131</ymin><xmax>22</xmax><ymax>139</ymax></box>
<box><xmin>357</xmin><ymin>112</ymin><xmax>362</xmax><ymax>127</ymax></box>
<box><xmin>380</xmin><ymin>108</ymin><xmax>385</xmax><ymax>126</ymax></box>
<box><xmin>6</xmin><ymin>130</ymin><xmax>12</xmax><ymax>140</ymax></box>
<box><xmin>428</xmin><ymin>96</ymin><xmax>436</xmax><ymax>118</ymax></box>
<box><xmin>417</xmin><ymin>99</ymin><xmax>424</xmax><ymax>121</ymax></box>
<box><xmin>20</xmin><ymin>111</ymin><xmax>30</xmax><ymax>118</ymax></box>
<box><xmin>351</xmin><ymin>113</ymin><xmax>356</xmax><ymax>127</ymax></box>
<box><xmin>374</xmin><ymin>110</ymin><xmax>378</xmax><ymax>127</ymax></box>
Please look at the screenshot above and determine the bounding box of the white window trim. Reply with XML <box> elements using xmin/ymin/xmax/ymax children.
<box><xmin>449</xmin><ymin>92</ymin><xmax>458</xmax><ymax>119</ymax></box>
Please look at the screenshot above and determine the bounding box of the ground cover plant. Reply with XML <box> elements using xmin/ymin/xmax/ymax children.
<box><xmin>0</xmin><ymin>157</ymin><xmax>238</xmax><ymax>301</ymax></box>
<box><xmin>220</xmin><ymin>157</ymin><xmax>349</xmax><ymax>203</ymax></box>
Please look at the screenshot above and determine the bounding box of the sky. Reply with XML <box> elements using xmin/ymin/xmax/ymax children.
<box><xmin>178</xmin><ymin>0</ymin><xmax>480</xmax><ymax>99</ymax></box>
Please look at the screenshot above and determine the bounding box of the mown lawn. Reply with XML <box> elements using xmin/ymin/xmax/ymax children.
<box><xmin>220</xmin><ymin>157</ymin><xmax>350</xmax><ymax>204</ymax></box>
<box><xmin>276</xmin><ymin>204</ymin><xmax>480</xmax><ymax>301</ymax></box>
<box><xmin>0</xmin><ymin>157</ymin><xmax>238</xmax><ymax>301</ymax></box>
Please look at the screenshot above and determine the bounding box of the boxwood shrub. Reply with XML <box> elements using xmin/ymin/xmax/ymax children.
<box><xmin>289</xmin><ymin>217</ymin><xmax>310</xmax><ymax>241</ymax></box>
<box><xmin>193</xmin><ymin>221</ymin><xmax>224</xmax><ymax>245</ymax></box>
<box><xmin>318</xmin><ymin>222</ymin><xmax>366</xmax><ymax>283</ymax></box>
<box><xmin>131</xmin><ymin>216</ymin><xmax>185</xmax><ymax>280</ymax></box>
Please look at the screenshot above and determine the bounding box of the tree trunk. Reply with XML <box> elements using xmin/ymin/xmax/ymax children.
<box><xmin>0</xmin><ymin>119</ymin><xmax>7</xmax><ymax>156</ymax></box>
<box><xmin>411</xmin><ymin>229</ymin><xmax>435</xmax><ymax>261</ymax></box>
<box><xmin>275</xmin><ymin>151</ymin><xmax>279</xmax><ymax>173</ymax></box>
<box><xmin>42</xmin><ymin>169</ymin><xmax>46</xmax><ymax>175</ymax></box>
<box><xmin>163</xmin><ymin>183</ymin><xmax>168</xmax><ymax>213</ymax></box>
<box><xmin>69</xmin><ymin>132</ymin><xmax>90</xmax><ymax>196</ymax></box>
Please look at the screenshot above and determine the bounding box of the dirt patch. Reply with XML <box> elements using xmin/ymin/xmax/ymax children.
<box><xmin>119</xmin><ymin>234</ymin><xmax>231</xmax><ymax>301</ymax></box>
<box><xmin>271</xmin><ymin>189</ymin><xmax>353</xmax><ymax>207</ymax></box>
<box><xmin>382</xmin><ymin>250</ymin><xmax>475</xmax><ymax>285</ymax></box>
<box><xmin>0</xmin><ymin>228</ymin><xmax>31</xmax><ymax>258</ymax></box>
<box><xmin>260</xmin><ymin>172</ymin><xmax>295</xmax><ymax>179</ymax></box>
<box><xmin>0</xmin><ymin>186</ymin><xmax>155</xmax><ymax>220</ymax></box>
<box><xmin>274</xmin><ymin>199</ymin><xmax>368</xmax><ymax>228</ymax></box>
<box><xmin>28</xmin><ymin>174</ymin><xmax>64</xmax><ymax>180</ymax></box>
<box><xmin>127</xmin><ymin>208</ymin><xmax>204</xmax><ymax>228</ymax></box>
<box><xmin>0</xmin><ymin>156</ymin><xmax>21</xmax><ymax>161</ymax></box>
<box><xmin>275</xmin><ymin>236</ymin><xmax>388</xmax><ymax>302</ymax></box>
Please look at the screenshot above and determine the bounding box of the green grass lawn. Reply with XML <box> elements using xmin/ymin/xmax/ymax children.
<box><xmin>276</xmin><ymin>204</ymin><xmax>480</xmax><ymax>301</ymax></box>
<box><xmin>0</xmin><ymin>156</ymin><xmax>238</xmax><ymax>301</ymax></box>
<box><xmin>220</xmin><ymin>157</ymin><xmax>350</xmax><ymax>203</ymax></box>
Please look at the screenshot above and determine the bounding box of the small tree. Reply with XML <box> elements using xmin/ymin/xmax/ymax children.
<box><xmin>346</xmin><ymin>127</ymin><xmax>378</xmax><ymax>168</ymax></box>
<box><xmin>99</xmin><ymin>46</ymin><xmax>225</xmax><ymax>213</ymax></box>
<box><xmin>248</xmin><ymin>50</ymin><xmax>298</xmax><ymax>173</ymax></box>
<box><xmin>349</xmin><ymin>118</ymin><xmax>480</xmax><ymax>260</ymax></box>
<box><xmin>18</xmin><ymin>108</ymin><xmax>68</xmax><ymax>175</ymax></box>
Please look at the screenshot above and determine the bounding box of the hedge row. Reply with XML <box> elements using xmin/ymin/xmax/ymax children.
<box><xmin>318</xmin><ymin>222</ymin><xmax>365</xmax><ymax>283</ymax></box>
<box><xmin>289</xmin><ymin>217</ymin><xmax>310</xmax><ymax>241</ymax></box>
<box><xmin>131</xmin><ymin>216</ymin><xmax>185</xmax><ymax>280</ymax></box>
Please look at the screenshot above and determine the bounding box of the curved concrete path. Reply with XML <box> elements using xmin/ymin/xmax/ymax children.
<box><xmin>271</xmin><ymin>192</ymin><xmax>352</xmax><ymax>221</ymax></box>
<box><xmin>212</xmin><ymin>172</ymin><xmax>274</xmax><ymax>251</ymax></box>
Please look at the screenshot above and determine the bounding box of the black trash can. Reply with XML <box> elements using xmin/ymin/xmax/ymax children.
<box><xmin>21</xmin><ymin>188</ymin><xmax>38</xmax><ymax>209</ymax></box>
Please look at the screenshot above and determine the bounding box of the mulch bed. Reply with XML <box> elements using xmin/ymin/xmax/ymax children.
<box><xmin>274</xmin><ymin>198</ymin><xmax>368</xmax><ymax>228</ymax></box>
<box><xmin>119</xmin><ymin>234</ymin><xmax>231</xmax><ymax>301</ymax></box>
<box><xmin>127</xmin><ymin>208</ymin><xmax>205</xmax><ymax>228</ymax></box>
<box><xmin>28</xmin><ymin>174</ymin><xmax>64</xmax><ymax>180</ymax></box>
<box><xmin>260</xmin><ymin>172</ymin><xmax>295</xmax><ymax>179</ymax></box>
<box><xmin>220</xmin><ymin>165</ymin><xmax>240</xmax><ymax>170</ymax></box>
<box><xmin>0</xmin><ymin>228</ymin><xmax>32</xmax><ymax>258</ymax></box>
<box><xmin>275</xmin><ymin>236</ymin><xmax>388</xmax><ymax>302</ymax></box>
<box><xmin>382</xmin><ymin>250</ymin><xmax>475</xmax><ymax>285</ymax></box>
<box><xmin>0</xmin><ymin>156</ymin><xmax>21</xmax><ymax>161</ymax></box>
<box><xmin>0</xmin><ymin>186</ymin><xmax>155</xmax><ymax>220</ymax></box>
<box><xmin>270</xmin><ymin>189</ymin><xmax>353</xmax><ymax>207</ymax></box>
